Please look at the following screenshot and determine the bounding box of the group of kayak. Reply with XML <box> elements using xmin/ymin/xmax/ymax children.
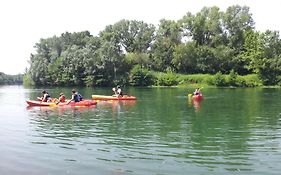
<box><xmin>26</xmin><ymin>86</ymin><xmax>137</xmax><ymax>107</ymax></box>
<box><xmin>26</xmin><ymin>86</ymin><xmax>203</xmax><ymax>107</ymax></box>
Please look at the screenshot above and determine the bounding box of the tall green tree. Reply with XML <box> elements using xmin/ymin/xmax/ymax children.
<box><xmin>242</xmin><ymin>29</ymin><xmax>262</xmax><ymax>73</ymax></box>
<box><xmin>150</xmin><ymin>19</ymin><xmax>181</xmax><ymax>72</ymax></box>
<box><xmin>82</xmin><ymin>36</ymin><xmax>102</xmax><ymax>86</ymax></box>
<box><xmin>29</xmin><ymin>53</ymin><xmax>51</xmax><ymax>86</ymax></box>
<box><xmin>180</xmin><ymin>6</ymin><xmax>226</xmax><ymax>47</ymax></box>
<box><xmin>241</xmin><ymin>29</ymin><xmax>281</xmax><ymax>85</ymax></box>
<box><xmin>223</xmin><ymin>5</ymin><xmax>255</xmax><ymax>51</ymax></box>
<box><xmin>172</xmin><ymin>41</ymin><xmax>198</xmax><ymax>73</ymax></box>
<box><xmin>258</xmin><ymin>30</ymin><xmax>281</xmax><ymax>85</ymax></box>
<box><xmin>112</xmin><ymin>19</ymin><xmax>155</xmax><ymax>53</ymax></box>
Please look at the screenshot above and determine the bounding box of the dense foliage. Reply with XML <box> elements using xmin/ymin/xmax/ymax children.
<box><xmin>26</xmin><ymin>5</ymin><xmax>281</xmax><ymax>87</ymax></box>
<box><xmin>0</xmin><ymin>72</ymin><xmax>23</xmax><ymax>85</ymax></box>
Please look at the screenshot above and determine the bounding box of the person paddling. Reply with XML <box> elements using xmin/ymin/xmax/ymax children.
<box><xmin>112</xmin><ymin>87</ymin><xmax>118</xmax><ymax>95</ymax></box>
<box><xmin>56</xmin><ymin>93</ymin><xmax>66</xmax><ymax>105</ymax></box>
<box><xmin>41</xmin><ymin>90</ymin><xmax>51</xmax><ymax>102</ymax></box>
<box><xmin>193</xmin><ymin>88</ymin><xmax>202</xmax><ymax>96</ymax></box>
<box><xmin>112</xmin><ymin>85</ymin><xmax>123</xmax><ymax>97</ymax></box>
<box><xmin>67</xmin><ymin>89</ymin><xmax>81</xmax><ymax>104</ymax></box>
<box><xmin>116</xmin><ymin>85</ymin><xmax>123</xmax><ymax>96</ymax></box>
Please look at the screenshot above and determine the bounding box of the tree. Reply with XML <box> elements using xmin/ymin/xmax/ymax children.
<box><xmin>112</xmin><ymin>19</ymin><xmax>155</xmax><ymax>53</ymax></box>
<box><xmin>172</xmin><ymin>41</ymin><xmax>198</xmax><ymax>73</ymax></box>
<box><xmin>180</xmin><ymin>6</ymin><xmax>226</xmax><ymax>47</ymax></box>
<box><xmin>223</xmin><ymin>5</ymin><xmax>255</xmax><ymax>51</ymax></box>
<box><xmin>28</xmin><ymin>31</ymin><xmax>93</xmax><ymax>86</ymax></box>
<box><xmin>260</xmin><ymin>30</ymin><xmax>281</xmax><ymax>59</ymax></box>
<box><xmin>29</xmin><ymin>53</ymin><xmax>50</xmax><ymax>85</ymax></box>
<box><xmin>100</xmin><ymin>20</ymin><xmax>155</xmax><ymax>54</ymax></box>
<box><xmin>129</xmin><ymin>65</ymin><xmax>154</xmax><ymax>86</ymax></box>
<box><xmin>196</xmin><ymin>45</ymin><xmax>217</xmax><ymax>73</ymax></box>
<box><xmin>96</xmin><ymin>39</ymin><xmax>126</xmax><ymax>86</ymax></box>
<box><xmin>150</xmin><ymin>19</ymin><xmax>181</xmax><ymax>72</ymax></box>
<box><xmin>83</xmin><ymin>37</ymin><xmax>102</xmax><ymax>86</ymax></box>
<box><xmin>124</xmin><ymin>52</ymin><xmax>150</xmax><ymax>69</ymax></box>
<box><xmin>0</xmin><ymin>72</ymin><xmax>23</xmax><ymax>85</ymax></box>
<box><xmin>211</xmin><ymin>45</ymin><xmax>236</xmax><ymax>74</ymax></box>
<box><xmin>258</xmin><ymin>30</ymin><xmax>281</xmax><ymax>85</ymax></box>
<box><xmin>242</xmin><ymin>29</ymin><xmax>262</xmax><ymax>72</ymax></box>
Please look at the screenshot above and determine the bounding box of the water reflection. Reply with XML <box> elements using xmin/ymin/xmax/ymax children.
<box><xmin>27</xmin><ymin>106</ymin><xmax>97</xmax><ymax>139</ymax></box>
<box><xmin>97</xmin><ymin>100</ymin><xmax>136</xmax><ymax>109</ymax></box>
<box><xmin>26</xmin><ymin>100</ymin><xmax>137</xmax><ymax>145</ymax></box>
<box><xmin>187</xmin><ymin>97</ymin><xmax>202</xmax><ymax>112</ymax></box>
<box><xmin>26</xmin><ymin>105</ymin><xmax>96</xmax><ymax>116</ymax></box>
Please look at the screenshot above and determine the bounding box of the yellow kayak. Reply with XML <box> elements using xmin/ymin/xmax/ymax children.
<box><xmin>92</xmin><ymin>95</ymin><xmax>137</xmax><ymax>100</ymax></box>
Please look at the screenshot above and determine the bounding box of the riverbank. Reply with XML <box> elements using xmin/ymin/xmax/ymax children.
<box><xmin>153</xmin><ymin>72</ymin><xmax>264</xmax><ymax>87</ymax></box>
<box><xmin>23</xmin><ymin>71</ymin><xmax>280</xmax><ymax>88</ymax></box>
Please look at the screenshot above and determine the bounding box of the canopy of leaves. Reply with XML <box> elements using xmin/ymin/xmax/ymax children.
<box><xmin>25</xmin><ymin>5</ymin><xmax>281</xmax><ymax>87</ymax></box>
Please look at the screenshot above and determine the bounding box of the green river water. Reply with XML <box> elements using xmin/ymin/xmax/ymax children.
<box><xmin>0</xmin><ymin>85</ymin><xmax>280</xmax><ymax>175</ymax></box>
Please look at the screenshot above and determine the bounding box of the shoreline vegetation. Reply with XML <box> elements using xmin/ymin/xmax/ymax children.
<box><xmin>23</xmin><ymin>71</ymin><xmax>279</xmax><ymax>88</ymax></box>
<box><xmin>2</xmin><ymin>71</ymin><xmax>280</xmax><ymax>88</ymax></box>
<box><xmin>0</xmin><ymin>72</ymin><xmax>23</xmax><ymax>85</ymax></box>
<box><xmin>20</xmin><ymin>5</ymin><xmax>281</xmax><ymax>87</ymax></box>
<box><xmin>152</xmin><ymin>71</ymin><xmax>262</xmax><ymax>87</ymax></box>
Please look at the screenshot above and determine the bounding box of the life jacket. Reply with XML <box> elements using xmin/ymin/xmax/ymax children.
<box><xmin>43</xmin><ymin>94</ymin><xmax>51</xmax><ymax>102</ymax></box>
<box><xmin>78</xmin><ymin>93</ymin><xmax>83</xmax><ymax>101</ymax></box>
<box><xmin>73</xmin><ymin>94</ymin><xmax>80</xmax><ymax>102</ymax></box>
<box><xmin>117</xmin><ymin>88</ymin><xmax>123</xmax><ymax>96</ymax></box>
<box><xmin>59</xmin><ymin>95</ymin><xmax>66</xmax><ymax>102</ymax></box>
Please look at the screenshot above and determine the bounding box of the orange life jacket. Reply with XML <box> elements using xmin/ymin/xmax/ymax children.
<box><xmin>59</xmin><ymin>95</ymin><xmax>66</xmax><ymax>102</ymax></box>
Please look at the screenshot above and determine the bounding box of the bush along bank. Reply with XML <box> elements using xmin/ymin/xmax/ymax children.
<box><xmin>132</xmin><ymin>69</ymin><xmax>265</xmax><ymax>88</ymax></box>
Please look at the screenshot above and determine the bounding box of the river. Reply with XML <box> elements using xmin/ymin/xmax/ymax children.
<box><xmin>0</xmin><ymin>85</ymin><xmax>280</xmax><ymax>175</ymax></box>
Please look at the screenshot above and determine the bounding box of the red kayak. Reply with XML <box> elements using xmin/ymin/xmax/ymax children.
<box><xmin>92</xmin><ymin>95</ymin><xmax>137</xmax><ymax>100</ymax></box>
<box><xmin>26</xmin><ymin>99</ymin><xmax>97</xmax><ymax>107</ymax></box>
<box><xmin>192</xmin><ymin>94</ymin><xmax>203</xmax><ymax>101</ymax></box>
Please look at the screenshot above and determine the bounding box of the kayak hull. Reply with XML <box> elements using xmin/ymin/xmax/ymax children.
<box><xmin>192</xmin><ymin>95</ymin><xmax>203</xmax><ymax>101</ymax></box>
<box><xmin>92</xmin><ymin>95</ymin><xmax>136</xmax><ymax>100</ymax></box>
<box><xmin>26</xmin><ymin>99</ymin><xmax>97</xmax><ymax>107</ymax></box>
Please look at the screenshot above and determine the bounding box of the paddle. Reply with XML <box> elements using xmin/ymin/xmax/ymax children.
<box><xmin>49</xmin><ymin>103</ymin><xmax>57</xmax><ymax>107</ymax></box>
<box><xmin>198</xmin><ymin>87</ymin><xmax>203</xmax><ymax>95</ymax></box>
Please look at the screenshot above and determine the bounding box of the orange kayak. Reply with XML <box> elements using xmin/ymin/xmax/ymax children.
<box><xmin>192</xmin><ymin>94</ymin><xmax>203</xmax><ymax>101</ymax></box>
<box><xmin>92</xmin><ymin>95</ymin><xmax>137</xmax><ymax>100</ymax></box>
<box><xmin>26</xmin><ymin>99</ymin><xmax>97</xmax><ymax>107</ymax></box>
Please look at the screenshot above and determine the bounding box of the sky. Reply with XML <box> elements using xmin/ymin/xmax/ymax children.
<box><xmin>0</xmin><ymin>0</ymin><xmax>280</xmax><ymax>75</ymax></box>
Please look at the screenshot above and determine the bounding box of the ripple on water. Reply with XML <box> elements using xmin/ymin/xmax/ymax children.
<box><xmin>2</xmin><ymin>86</ymin><xmax>281</xmax><ymax>175</ymax></box>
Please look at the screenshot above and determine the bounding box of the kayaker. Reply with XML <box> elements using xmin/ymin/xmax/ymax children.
<box><xmin>59</xmin><ymin>93</ymin><xmax>66</xmax><ymax>102</ymax></box>
<box><xmin>112</xmin><ymin>87</ymin><xmax>117</xmax><ymax>95</ymax></box>
<box><xmin>116</xmin><ymin>85</ymin><xmax>123</xmax><ymax>96</ymax></box>
<box><xmin>67</xmin><ymin>89</ymin><xmax>81</xmax><ymax>104</ymax></box>
<box><xmin>193</xmin><ymin>88</ymin><xmax>201</xmax><ymax>96</ymax></box>
<box><xmin>56</xmin><ymin>93</ymin><xmax>66</xmax><ymax>104</ymax></box>
<box><xmin>41</xmin><ymin>90</ymin><xmax>51</xmax><ymax>102</ymax></box>
<box><xmin>112</xmin><ymin>85</ymin><xmax>123</xmax><ymax>96</ymax></box>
